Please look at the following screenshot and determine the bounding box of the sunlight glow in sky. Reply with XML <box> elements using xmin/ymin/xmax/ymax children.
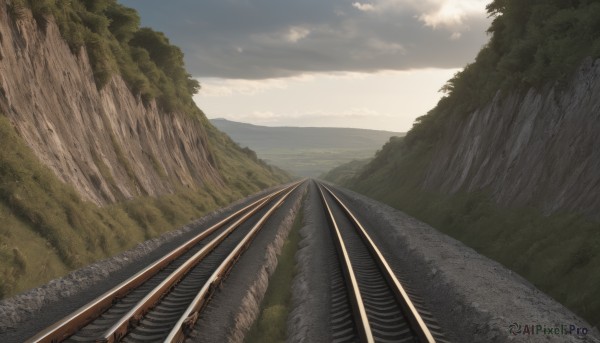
<box><xmin>194</xmin><ymin>69</ymin><xmax>460</xmax><ymax>131</ymax></box>
<box><xmin>120</xmin><ymin>0</ymin><xmax>492</xmax><ymax>131</ymax></box>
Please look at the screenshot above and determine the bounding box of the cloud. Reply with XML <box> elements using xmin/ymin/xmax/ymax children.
<box><xmin>367</xmin><ymin>38</ymin><xmax>405</xmax><ymax>55</ymax></box>
<box><xmin>198</xmin><ymin>78</ymin><xmax>291</xmax><ymax>97</ymax></box>
<box><xmin>417</xmin><ymin>0</ymin><xmax>488</xmax><ymax>29</ymax></box>
<box><xmin>120</xmin><ymin>0</ymin><xmax>491</xmax><ymax>79</ymax></box>
<box><xmin>353</xmin><ymin>2</ymin><xmax>376</xmax><ymax>12</ymax></box>
<box><xmin>450</xmin><ymin>32</ymin><xmax>462</xmax><ymax>40</ymax></box>
<box><xmin>285</xmin><ymin>26</ymin><xmax>311</xmax><ymax>43</ymax></box>
<box><xmin>198</xmin><ymin>71</ymin><xmax>384</xmax><ymax>98</ymax></box>
<box><xmin>194</xmin><ymin>69</ymin><xmax>459</xmax><ymax>131</ymax></box>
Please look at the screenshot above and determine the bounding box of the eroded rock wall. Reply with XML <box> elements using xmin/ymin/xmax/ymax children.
<box><xmin>424</xmin><ymin>58</ymin><xmax>600</xmax><ymax>219</ymax></box>
<box><xmin>0</xmin><ymin>5</ymin><xmax>223</xmax><ymax>205</ymax></box>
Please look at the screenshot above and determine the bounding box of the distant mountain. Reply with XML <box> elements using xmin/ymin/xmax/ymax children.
<box><xmin>210</xmin><ymin>118</ymin><xmax>403</xmax><ymax>150</ymax></box>
<box><xmin>210</xmin><ymin>118</ymin><xmax>403</xmax><ymax>177</ymax></box>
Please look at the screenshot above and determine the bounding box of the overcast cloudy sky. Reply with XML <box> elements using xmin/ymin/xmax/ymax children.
<box><xmin>120</xmin><ymin>0</ymin><xmax>492</xmax><ymax>131</ymax></box>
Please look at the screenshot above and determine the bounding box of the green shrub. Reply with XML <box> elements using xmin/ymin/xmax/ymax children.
<box><xmin>105</xmin><ymin>3</ymin><xmax>139</xmax><ymax>43</ymax></box>
<box><xmin>84</xmin><ymin>31</ymin><xmax>115</xmax><ymax>89</ymax></box>
<box><xmin>27</xmin><ymin>0</ymin><xmax>52</xmax><ymax>31</ymax></box>
<box><xmin>79</xmin><ymin>10</ymin><xmax>110</xmax><ymax>34</ymax></box>
<box><xmin>6</xmin><ymin>0</ymin><xmax>28</xmax><ymax>21</ymax></box>
<box><xmin>245</xmin><ymin>211</ymin><xmax>303</xmax><ymax>343</ymax></box>
<box><xmin>80</xmin><ymin>0</ymin><xmax>110</xmax><ymax>14</ymax></box>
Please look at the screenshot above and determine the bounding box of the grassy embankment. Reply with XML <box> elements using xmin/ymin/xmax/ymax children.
<box><xmin>0</xmin><ymin>115</ymin><xmax>288</xmax><ymax>298</ymax></box>
<box><xmin>320</xmin><ymin>158</ymin><xmax>370</xmax><ymax>185</ymax></box>
<box><xmin>0</xmin><ymin>114</ymin><xmax>278</xmax><ymax>298</ymax></box>
<box><xmin>0</xmin><ymin>114</ymin><xmax>288</xmax><ymax>299</ymax></box>
<box><xmin>245</xmin><ymin>210</ymin><xmax>303</xmax><ymax>343</ymax></box>
<box><xmin>0</xmin><ymin>119</ymin><xmax>288</xmax><ymax>298</ymax></box>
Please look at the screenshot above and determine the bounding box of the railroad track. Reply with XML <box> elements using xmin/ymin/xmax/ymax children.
<box><xmin>26</xmin><ymin>180</ymin><xmax>304</xmax><ymax>343</ymax></box>
<box><xmin>317</xmin><ymin>182</ymin><xmax>448</xmax><ymax>343</ymax></box>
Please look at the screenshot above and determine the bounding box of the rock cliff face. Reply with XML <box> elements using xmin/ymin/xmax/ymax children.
<box><xmin>0</xmin><ymin>5</ymin><xmax>224</xmax><ymax>205</ymax></box>
<box><xmin>423</xmin><ymin>58</ymin><xmax>600</xmax><ymax>219</ymax></box>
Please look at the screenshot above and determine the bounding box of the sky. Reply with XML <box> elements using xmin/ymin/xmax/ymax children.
<box><xmin>120</xmin><ymin>0</ymin><xmax>492</xmax><ymax>131</ymax></box>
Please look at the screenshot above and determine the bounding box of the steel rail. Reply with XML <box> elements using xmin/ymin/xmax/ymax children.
<box><xmin>25</xmin><ymin>181</ymin><xmax>300</xmax><ymax>343</ymax></box>
<box><xmin>322</xmin><ymin>183</ymin><xmax>436</xmax><ymax>343</ymax></box>
<box><xmin>317</xmin><ymin>185</ymin><xmax>375</xmax><ymax>343</ymax></box>
<box><xmin>100</xmin><ymin>196</ymin><xmax>273</xmax><ymax>342</ymax></box>
<box><xmin>163</xmin><ymin>182</ymin><xmax>302</xmax><ymax>343</ymax></box>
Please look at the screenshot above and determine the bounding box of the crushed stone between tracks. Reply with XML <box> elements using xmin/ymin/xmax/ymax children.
<box><xmin>186</xmin><ymin>184</ymin><xmax>306</xmax><ymax>343</ymax></box>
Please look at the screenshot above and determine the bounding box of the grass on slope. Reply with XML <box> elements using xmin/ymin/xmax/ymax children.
<box><xmin>245</xmin><ymin>210</ymin><xmax>303</xmax><ymax>343</ymax></box>
<box><xmin>321</xmin><ymin>158</ymin><xmax>371</xmax><ymax>184</ymax></box>
<box><xmin>348</xmin><ymin>140</ymin><xmax>600</xmax><ymax>328</ymax></box>
<box><xmin>204</xmin><ymin>121</ymin><xmax>291</xmax><ymax>191</ymax></box>
<box><xmin>0</xmin><ymin>115</ymin><xmax>284</xmax><ymax>298</ymax></box>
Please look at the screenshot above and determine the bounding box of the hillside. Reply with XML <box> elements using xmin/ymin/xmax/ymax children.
<box><xmin>320</xmin><ymin>158</ymin><xmax>371</xmax><ymax>185</ymax></box>
<box><xmin>210</xmin><ymin>118</ymin><xmax>402</xmax><ymax>177</ymax></box>
<box><xmin>327</xmin><ymin>0</ymin><xmax>600</xmax><ymax>327</ymax></box>
<box><xmin>0</xmin><ymin>1</ymin><xmax>288</xmax><ymax>298</ymax></box>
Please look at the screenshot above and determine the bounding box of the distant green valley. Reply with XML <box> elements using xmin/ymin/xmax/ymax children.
<box><xmin>210</xmin><ymin>118</ymin><xmax>403</xmax><ymax>177</ymax></box>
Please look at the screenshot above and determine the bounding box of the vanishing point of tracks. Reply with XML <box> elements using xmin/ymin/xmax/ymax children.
<box><xmin>25</xmin><ymin>179</ymin><xmax>447</xmax><ymax>343</ymax></box>
<box><xmin>26</xmin><ymin>181</ymin><xmax>304</xmax><ymax>343</ymax></box>
<box><xmin>317</xmin><ymin>182</ymin><xmax>447</xmax><ymax>343</ymax></box>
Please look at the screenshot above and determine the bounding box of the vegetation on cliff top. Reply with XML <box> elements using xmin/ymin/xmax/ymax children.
<box><xmin>407</xmin><ymin>0</ymin><xmax>600</xmax><ymax>150</ymax></box>
<box><xmin>7</xmin><ymin>0</ymin><xmax>198</xmax><ymax>113</ymax></box>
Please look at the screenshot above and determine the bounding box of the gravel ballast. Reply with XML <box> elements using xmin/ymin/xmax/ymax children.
<box><xmin>287</xmin><ymin>181</ymin><xmax>336</xmax><ymax>343</ymax></box>
<box><xmin>326</xmin><ymin>183</ymin><xmax>600</xmax><ymax>343</ymax></box>
<box><xmin>187</xmin><ymin>183</ymin><xmax>306</xmax><ymax>343</ymax></box>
